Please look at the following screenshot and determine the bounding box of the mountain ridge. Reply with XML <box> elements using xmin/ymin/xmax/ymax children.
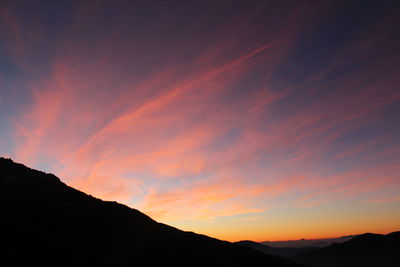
<box><xmin>235</xmin><ymin>240</ymin><xmax>319</xmax><ymax>258</ymax></box>
<box><xmin>292</xmin><ymin>231</ymin><xmax>400</xmax><ymax>267</ymax></box>
<box><xmin>237</xmin><ymin>231</ymin><xmax>400</xmax><ymax>267</ymax></box>
<box><xmin>0</xmin><ymin>157</ymin><xmax>303</xmax><ymax>266</ymax></box>
<box><xmin>261</xmin><ymin>235</ymin><xmax>357</xmax><ymax>248</ymax></box>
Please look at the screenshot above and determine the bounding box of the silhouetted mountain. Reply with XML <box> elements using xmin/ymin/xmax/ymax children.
<box><xmin>0</xmin><ymin>158</ymin><xmax>303</xmax><ymax>266</ymax></box>
<box><xmin>236</xmin><ymin>240</ymin><xmax>318</xmax><ymax>257</ymax></box>
<box><xmin>292</xmin><ymin>231</ymin><xmax>400</xmax><ymax>267</ymax></box>
<box><xmin>262</xmin><ymin>235</ymin><xmax>357</xmax><ymax>248</ymax></box>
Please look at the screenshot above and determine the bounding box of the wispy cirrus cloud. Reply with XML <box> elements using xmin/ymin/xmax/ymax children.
<box><xmin>2</xmin><ymin>0</ymin><xmax>400</xmax><ymax>240</ymax></box>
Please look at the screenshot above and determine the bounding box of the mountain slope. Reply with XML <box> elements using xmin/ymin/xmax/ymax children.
<box><xmin>0</xmin><ymin>158</ymin><xmax>303</xmax><ymax>266</ymax></box>
<box><xmin>292</xmin><ymin>231</ymin><xmax>400</xmax><ymax>267</ymax></box>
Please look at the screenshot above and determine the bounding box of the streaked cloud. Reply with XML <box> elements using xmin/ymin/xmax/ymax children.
<box><xmin>1</xmin><ymin>0</ymin><xmax>399</xmax><ymax>240</ymax></box>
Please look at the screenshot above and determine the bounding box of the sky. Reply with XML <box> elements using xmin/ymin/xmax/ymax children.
<box><xmin>1</xmin><ymin>0</ymin><xmax>400</xmax><ymax>242</ymax></box>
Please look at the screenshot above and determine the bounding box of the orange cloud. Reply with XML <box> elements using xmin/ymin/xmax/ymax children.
<box><xmin>5</xmin><ymin>1</ymin><xmax>400</xmax><ymax>241</ymax></box>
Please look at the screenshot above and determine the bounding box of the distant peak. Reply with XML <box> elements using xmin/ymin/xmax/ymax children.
<box><xmin>387</xmin><ymin>231</ymin><xmax>400</xmax><ymax>238</ymax></box>
<box><xmin>236</xmin><ymin>240</ymin><xmax>261</xmax><ymax>245</ymax></box>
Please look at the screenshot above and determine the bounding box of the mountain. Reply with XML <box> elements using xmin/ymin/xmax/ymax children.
<box><xmin>262</xmin><ymin>235</ymin><xmax>357</xmax><ymax>248</ymax></box>
<box><xmin>292</xmin><ymin>231</ymin><xmax>400</xmax><ymax>267</ymax></box>
<box><xmin>0</xmin><ymin>157</ymin><xmax>303</xmax><ymax>266</ymax></box>
<box><xmin>236</xmin><ymin>240</ymin><xmax>318</xmax><ymax>258</ymax></box>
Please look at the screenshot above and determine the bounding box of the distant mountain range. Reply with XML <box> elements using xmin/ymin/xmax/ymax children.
<box><xmin>262</xmin><ymin>235</ymin><xmax>358</xmax><ymax>248</ymax></box>
<box><xmin>237</xmin><ymin>232</ymin><xmax>400</xmax><ymax>267</ymax></box>
<box><xmin>0</xmin><ymin>158</ymin><xmax>302</xmax><ymax>266</ymax></box>
<box><xmin>293</xmin><ymin>231</ymin><xmax>400</xmax><ymax>267</ymax></box>
<box><xmin>235</xmin><ymin>240</ymin><xmax>319</xmax><ymax>258</ymax></box>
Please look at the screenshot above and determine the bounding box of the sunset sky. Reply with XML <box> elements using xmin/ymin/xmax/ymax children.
<box><xmin>1</xmin><ymin>0</ymin><xmax>399</xmax><ymax>242</ymax></box>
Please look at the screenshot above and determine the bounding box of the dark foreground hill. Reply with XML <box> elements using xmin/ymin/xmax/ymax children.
<box><xmin>0</xmin><ymin>158</ymin><xmax>303</xmax><ymax>266</ymax></box>
<box><xmin>293</xmin><ymin>231</ymin><xmax>400</xmax><ymax>267</ymax></box>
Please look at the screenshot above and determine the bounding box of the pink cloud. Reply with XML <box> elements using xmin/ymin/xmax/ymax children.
<box><xmin>6</xmin><ymin>1</ymin><xmax>400</xmax><ymax>230</ymax></box>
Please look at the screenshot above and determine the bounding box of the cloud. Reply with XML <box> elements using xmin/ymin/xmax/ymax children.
<box><xmin>4</xmin><ymin>0</ymin><xmax>400</xmax><ymax>238</ymax></box>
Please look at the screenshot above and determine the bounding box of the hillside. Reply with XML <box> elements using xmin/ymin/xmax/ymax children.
<box><xmin>293</xmin><ymin>231</ymin><xmax>400</xmax><ymax>267</ymax></box>
<box><xmin>0</xmin><ymin>157</ymin><xmax>303</xmax><ymax>266</ymax></box>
